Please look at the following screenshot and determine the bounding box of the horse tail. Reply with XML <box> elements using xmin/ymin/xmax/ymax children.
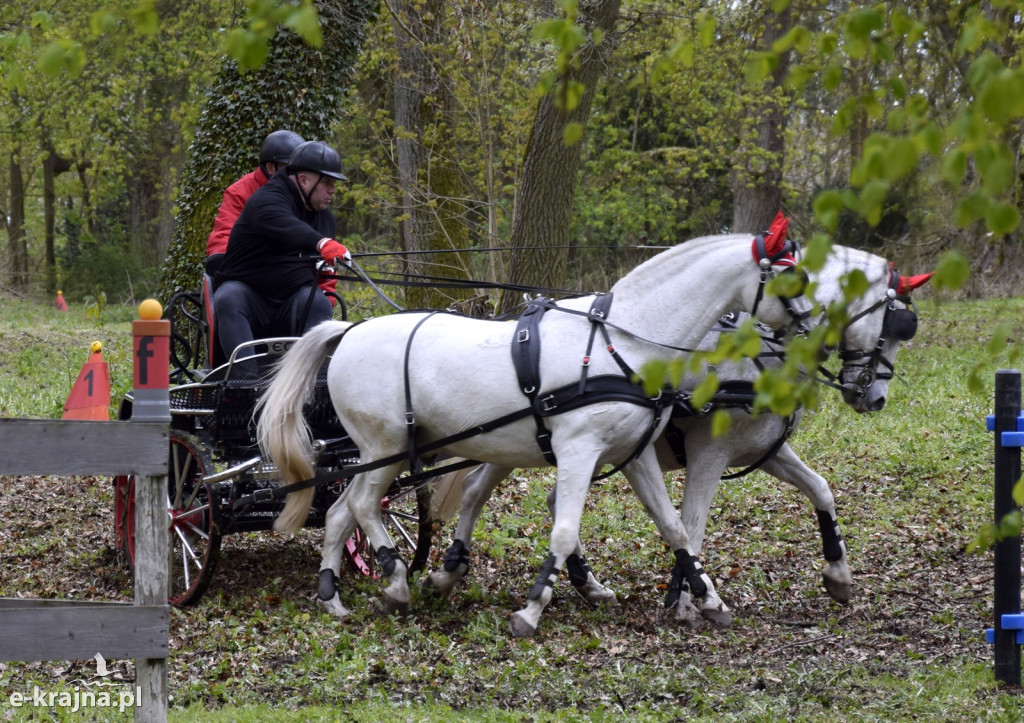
<box><xmin>256</xmin><ymin>320</ymin><xmax>353</xmax><ymax>535</ymax></box>
<box><xmin>430</xmin><ymin>460</ymin><xmax>479</xmax><ymax>522</ymax></box>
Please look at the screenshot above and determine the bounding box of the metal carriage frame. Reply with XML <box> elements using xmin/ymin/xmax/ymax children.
<box><xmin>112</xmin><ymin>282</ymin><xmax>433</xmax><ymax>607</ymax></box>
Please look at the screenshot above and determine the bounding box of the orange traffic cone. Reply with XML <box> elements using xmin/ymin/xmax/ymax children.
<box><xmin>62</xmin><ymin>341</ymin><xmax>110</xmax><ymax>420</ymax></box>
<box><xmin>55</xmin><ymin>290</ymin><xmax>68</xmax><ymax>311</ymax></box>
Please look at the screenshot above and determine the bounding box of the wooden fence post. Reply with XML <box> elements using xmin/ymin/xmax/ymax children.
<box><xmin>131</xmin><ymin>301</ymin><xmax>172</xmax><ymax>722</ymax></box>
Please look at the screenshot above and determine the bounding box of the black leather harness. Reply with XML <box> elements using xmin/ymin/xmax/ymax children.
<box><xmin>509</xmin><ymin>294</ymin><xmax>674</xmax><ymax>479</ymax></box>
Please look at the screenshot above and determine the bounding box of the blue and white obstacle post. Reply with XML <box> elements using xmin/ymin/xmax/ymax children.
<box><xmin>986</xmin><ymin>369</ymin><xmax>1023</xmax><ymax>686</ymax></box>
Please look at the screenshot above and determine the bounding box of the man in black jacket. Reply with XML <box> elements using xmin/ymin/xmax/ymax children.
<box><xmin>213</xmin><ymin>140</ymin><xmax>352</xmax><ymax>360</ymax></box>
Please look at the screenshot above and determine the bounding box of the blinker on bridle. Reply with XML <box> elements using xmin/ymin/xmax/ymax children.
<box><xmin>833</xmin><ymin>270</ymin><xmax>920</xmax><ymax>398</ymax></box>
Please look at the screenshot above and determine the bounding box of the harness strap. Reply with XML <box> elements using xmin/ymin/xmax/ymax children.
<box><xmin>512</xmin><ymin>299</ymin><xmax>557</xmax><ymax>464</ymax></box>
<box><xmin>404</xmin><ymin>311</ymin><xmax>441</xmax><ymax>474</ymax></box>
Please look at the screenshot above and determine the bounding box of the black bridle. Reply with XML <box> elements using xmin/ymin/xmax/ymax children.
<box><xmin>819</xmin><ymin>270</ymin><xmax>918</xmax><ymax>400</ymax></box>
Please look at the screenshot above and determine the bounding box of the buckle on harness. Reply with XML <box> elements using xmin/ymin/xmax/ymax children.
<box><xmin>252</xmin><ymin>488</ymin><xmax>276</xmax><ymax>504</ymax></box>
<box><xmin>405</xmin><ymin>411</ymin><xmax>415</xmax><ymax>426</ymax></box>
<box><xmin>517</xmin><ymin>329</ymin><xmax>530</xmax><ymax>343</ymax></box>
<box><xmin>540</xmin><ymin>394</ymin><xmax>558</xmax><ymax>412</ymax></box>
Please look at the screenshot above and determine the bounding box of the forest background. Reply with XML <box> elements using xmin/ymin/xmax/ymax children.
<box><xmin>3</xmin><ymin>0</ymin><xmax>1023</xmax><ymax>318</ymax></box>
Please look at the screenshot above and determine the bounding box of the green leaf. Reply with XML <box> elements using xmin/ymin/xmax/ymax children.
<box><xmin>746</xmin><ymin>53</ymin><xmax>771</xmax><ymax>85</ymax></box>
<box><xmin>998</xmin><ymin>509</ymin><xmax>1022</xmax><ymax>540</ymax></box>
<box><xmin>985</xmin><ymin>323</ymin><xmax>1010</xmax><ymax>357</ymax></box>
<box><xmin>976</xmin><ymin>142</ymin><xmax>1016</xmax><ymax>195</ymax></box>
<box><xmin>284</xmin><ymin>4</ymin><xmax>323</xmax><ymax>47</ymax></box>
<box><xmin>563</xmin><ymin>122</ymin><xmax>584</xmax><ymax>146</ymax></box>
<box><xmin>1013</xmin><ymin>478</ymin><xmax>1024</xmax><ymax>507</ymax></box>
<box><xmin>3</xmin><ymin>65</ymin><xmax>26</xmax><ymax>94</ymax></box>
<box><xmin>940</xmin><ymin>147</ymin><xmax>967</xmax><ymax>186</ymax></box>
<box><xmin>813</xmin><ymin>190</ymin><xmax>845</xmax><ymax>233</ymax></box>
<box><xmin>985</xmin><ymin>200</ymin><xmax>1020</xmax><ymax>235</ymax></box>
<box><xmin>979</xmin><ymin>68</ymin><xmax>1024</xmax><ymax>127</ymax></box>
<box><xmin>846</xmin><ymin>8</ymin><xmax>884</xmax><ymax>39</ymax></box>
<box><xmin>711</xmin><ymin>409</ymin><xmax>732</xmax><ymax>438</ymax></box>
<box><xmin>933</xmin><ymin>250</ymin><xmax>969</xmax><ymax>291</ymax></box>
<box><xmin>857</xmin><ymin>179</ymin><xmax>891</xmax><ymax>226</ymax></box>
<box><xmin>30</xmin><ymin>11</ymin><xmax>53</xmax><ymax>30</ymax></box>
<box><xmin>823</xmin><ymin>63</ymin><xmax>843</xmax><ymax>92</ymax></box>
<box><xmin>842</xmin><ymin>269</ymin><xmax>869</xmax><ymax>302</ymax></box>
<box><xmin>690</xmin><ymin>373</ymin><xmax>720</xmax><ymax>410</ymax></box>
<box><xmin>698</xmin><ymin>15</ymin><xmax>716</xmax><ymax>47</ymax></box>
<box><xmin>802</xmin><ymin>233</ymin><xmax>833</xmax><ymax>272</ymax></box>
<box><xmin>640</xmin><ymin>359</ymin><xmax>668</xmax><ymax>397</ymax></box>
<box><xmin>37</xmin><ymin>42</ymin><xmax>66</xmax><ymax>77</ymax></box>
<box><xmin>953</xmin><ymin>191</ymin><xmax>989</xmax><ymax>228</ymax></box>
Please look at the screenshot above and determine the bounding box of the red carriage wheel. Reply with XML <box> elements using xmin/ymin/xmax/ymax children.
<box><xmin>343</xmin><ymin>486</ymin><xmax>434</xmax><ymax>577</ymax></box>
<box><xmin>120</xmin><ymin>433</ymin><xmax>222</xmax><ymax>606</ymax></box>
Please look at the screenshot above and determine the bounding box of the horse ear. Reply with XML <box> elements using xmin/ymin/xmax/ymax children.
<box><xmin>763</xmin><ymin>211</ymin><xmax>789</xmax><ymax>255</ymax></box>
<box><xmin>896</xmin><ymin>271</ymin><xmax>934</xmax><ymax>295</ymax></box>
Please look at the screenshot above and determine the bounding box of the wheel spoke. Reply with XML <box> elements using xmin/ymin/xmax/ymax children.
<box><xmin>178</xmin><ymin>517</ymin><xmax>212</xmax><ymax>541</ymax></box>
<box><xmin>173</xmin><ymin>523</ymin><xmax>205</xmax><ymax>571</ymax></box>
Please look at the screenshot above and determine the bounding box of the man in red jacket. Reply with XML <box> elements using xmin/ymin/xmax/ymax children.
<box><xmin>206</xmin><ymin>130</ymin><xmax>305</xmax><ymax>266</ymax></box>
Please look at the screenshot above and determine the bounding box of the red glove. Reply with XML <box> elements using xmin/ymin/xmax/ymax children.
<box><xmin>318</xmin><ymin>239</ymin><xmax>351</xmax><ymax>266</ymax></box>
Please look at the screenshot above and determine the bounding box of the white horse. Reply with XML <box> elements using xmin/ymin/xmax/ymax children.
<box><xmin>258</xmin><ymin>231</ymin><xmax>820</xmax><ymax>637</ymax></box>
<box><xmin>423</xmin><ymin>247</ymin><xmax>931</xmax><ymax>612</ymax></box>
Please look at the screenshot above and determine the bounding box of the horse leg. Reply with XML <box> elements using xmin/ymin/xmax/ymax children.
<box><xmin>623</xmin><ymin>449</ymin><xmax>731</xmax><ymax>628</ymax></box>
<box><xmin>423</xmin><ymin>464</ymin><xmax>513</xmax><ymax>598</ymax></box>
<box><xmin>761</xmin><ymin>444</ymin><xmax>851</xmax><ymax>604</ymax></box>
<box><xmin>316</xmin><ymin>486</ymin><xmax>358</xmax><ymax>618</ymax></box>
<box><xmin>346</xmin><ymin>464</ymin><xmax>411</xmax><ymax>615</ymax></box>
<box><xmin>543</xmin><ymin>484</ymin><xmax>618</xmax><ymax>605</ymax></box>
<box><xmin>509</xmin><ymin>458</ymin><xmax>598</xmax><ymax>638</ymax></box>
<box><xmin>676</xmin><ymin>442</ymin><xmax>733</xmax><ymax>556</ymax></box>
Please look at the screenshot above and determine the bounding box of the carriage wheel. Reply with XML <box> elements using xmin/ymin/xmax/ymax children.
<box><xmin>343</xmin><ymin>486</ymin><xmax>434</xmax><ymax>577</ymax></box>
<box><xmin>120</xmin><ymin>433</ymin><xmax>222</xmax><ymax>606</ymax></box>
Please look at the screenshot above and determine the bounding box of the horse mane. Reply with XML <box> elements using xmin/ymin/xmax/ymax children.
<box><xmin>610</xmin><ymin>233</ymin><xmax>752</xmax><ymax>295</ymax></box>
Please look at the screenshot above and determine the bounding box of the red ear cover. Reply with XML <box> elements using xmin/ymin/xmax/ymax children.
<box><xmin>763</xmin><ymin>211</ymin><xmax>789</xmax><ymax>256</ymax></box>
<box><xmin>896</xmin><ymin>272</ymin><xmax>934</xmax><ymax>295</ymax></box>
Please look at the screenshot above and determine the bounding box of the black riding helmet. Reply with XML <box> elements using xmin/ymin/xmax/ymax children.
<box><xmin>287</xmin><ymin>140</ymin><xmax>348</xmax><ymax>181</ymax></box>
<box><xmin>259</xmin><ymin>130</ymin><xmax>305</xmax><ymax>173</ymax></box>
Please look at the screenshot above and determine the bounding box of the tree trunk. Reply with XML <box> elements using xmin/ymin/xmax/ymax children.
<box><xmin>43</xmin><ymin>138</ymin><xmax>72</xmax><ymax>295</ymax></box>
<box><xmin>731</xmin><ymin>3</ymin><xmax>793</xmax><ymax>235</ymax></box>
<box><xmin>498</xmin><ymin>0</ymin><xmax>622</xmax><ymax>315</ymax></box>
<box><xmin>390</xmin><ymin>0</ymin><xmax>474</xmax><ymax>310</ymax></box>
<box><xmin>6</xmin><ymin>149</ymin><xmax>28</xmax><ymax>293</ymax></box>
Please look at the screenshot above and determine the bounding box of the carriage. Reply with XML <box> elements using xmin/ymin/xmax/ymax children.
<box><xmin>111</xmin><ymin>272</ymin><xmax>434</xmax><ymax>606</ymax></box>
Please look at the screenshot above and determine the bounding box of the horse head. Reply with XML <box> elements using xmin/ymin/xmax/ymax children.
<box><xmin>832</xmin><ymin>266</ymin><xmax>932</xmax><ymax>413</ymax></box>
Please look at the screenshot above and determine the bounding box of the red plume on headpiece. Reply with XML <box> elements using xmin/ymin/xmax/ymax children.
<box><xmin>896</xmin><ymin>271</ymin><xmax>934</xmax><ymax>295</ymax></box>
<box><xmin>751</xmin><ymin>211</ymin><xmax>795</xmax><ymax>266</ymax></box>
<box><xmin>764</xmin><ymin>211</ymin><xmax>789</xmax><ymax>255</ymax></box>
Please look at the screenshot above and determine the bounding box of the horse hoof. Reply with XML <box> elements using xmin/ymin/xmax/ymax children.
<box><xmin>509</xmin><ymin>612</ymin><xmax>536</xmax><ymax>638</ymax></box>
<box><xmin>823</xmin><ymin>576</ymin><xmax>852</xmax><ymax>604</ymax></box>
<box><xmin>316</xmin><ymin>594</ymin><xmax>350</xmax><ymax>619</ymax></box>
<box><xmin>671</xmin><ymin>602</ymin><xmax>703</xmax><ymax>628</ymax></box>
<box><xmin>381</xmin><ymin>596</ymin><xmax>410</xmax><ymax>616</ymax></box>
<box><xmin>421</xmin><ymin>572</ymin><xmax>454</xmax><ymax>599</ymax></box>
<box><xmin>577</xmin><ymin>584</ymin><xmax>619</xmax><ymax>606</ymax></box>
<box><xmin>702</xmin><ymin>607</ymin><xmax>732</xmax><ymax>628</ymax></box>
